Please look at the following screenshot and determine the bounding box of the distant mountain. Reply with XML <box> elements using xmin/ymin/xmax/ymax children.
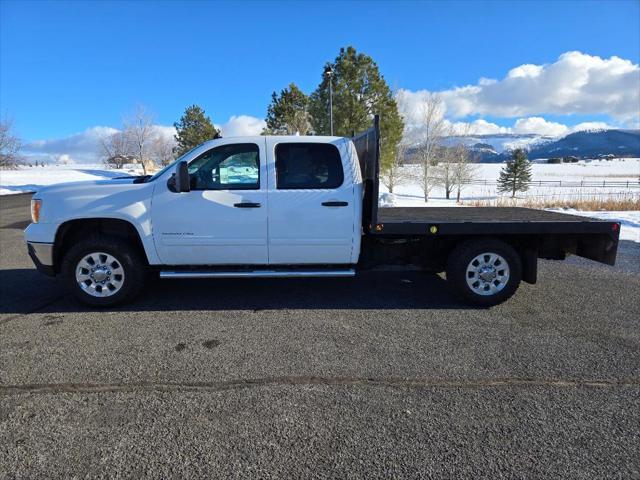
<box><xmin>527</xmin><ymin>130</ymin><xmax>640</xmax><ymax>160</ymax></box>
<box><xmin>404</xmin><ymin>130</ymin><xmax>640</xmax><ymax>163</ymax></box>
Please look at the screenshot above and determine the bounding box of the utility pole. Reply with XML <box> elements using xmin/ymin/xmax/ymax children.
<box><xmin>324</xmin><ymin>65</ymin><xmax>334</xmax><ymax>135</ymax></box>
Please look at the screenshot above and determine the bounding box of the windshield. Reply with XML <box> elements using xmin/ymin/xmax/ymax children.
<box><xmin>146</xmin><ymin>146</ymin><xmax>201</xmax><ymax>182</ymax></box>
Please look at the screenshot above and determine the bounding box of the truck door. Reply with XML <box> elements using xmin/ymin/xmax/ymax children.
<box><xmin>151</xmin><ymin>139</ymin><xmax>268</xmax><ymax>265</ymax></box>
<box><xmin>266</xmin><ymin>138</ymin><xmax>357</xmax><ymax>264</ymax></box>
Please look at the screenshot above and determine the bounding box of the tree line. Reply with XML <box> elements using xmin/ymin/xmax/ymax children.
<box><xmin>263</xmin><ymin>46</ymin><xmax>531</xmax><ymax>201</ymax></box>
<box><xmin>99</xmin><ymin>45</ymin><xmax>405</xmax><ymax>176</ymax></box>
<box><xmin>2</xmin><ymin>44</ymin><xmax>533</xmax><ymax>198</ymax></box>
<box><xmin>263</xmin><ymin>46</ymin><xmax>404</xmax><ymax>174</ymax></box>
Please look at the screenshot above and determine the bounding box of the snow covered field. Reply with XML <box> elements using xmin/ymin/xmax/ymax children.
<box><xmin>547</xmin><ymin>209</ymin><xmax>639</xmax><ymax>243</ymax></box>
<box><xmin>379</xmin><ymin>158</ymin><xmax>639</xmax><ymax>242</ymax></box>
<box><xmin>0</xmin><ymin>164</ymin><xmax>144</xmax><ymax>196</ymax></box>
<box><xmin>380</xmin><ymin>158</ymin><xmax>639</xmax><ymax>207</ymax></box>
<box><xmin>1</xmin><ymin>159</ymin><xmax>638</xmax><ymax>242</ymax></box>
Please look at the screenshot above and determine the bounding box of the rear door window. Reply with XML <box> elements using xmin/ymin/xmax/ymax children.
<box><xmin>275</xmin><ymin>143</ymin><xmax>343</xmax><ymax>189</ymax></box>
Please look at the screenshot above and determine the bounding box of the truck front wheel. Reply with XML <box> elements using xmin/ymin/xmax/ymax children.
<box><xmin>61</xmin><ymin>236</ymin><xmax>145</xmax><ymax>306</ymax></box>
<box><xmin>446</xmin><ymin>239</ymin><xmax>522</xmax><ymax>307</ymax></box>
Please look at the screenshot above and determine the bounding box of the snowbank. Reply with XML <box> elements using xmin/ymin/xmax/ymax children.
<box><xmin>0</xmin><ymin>164</ymin><xmax>143</xmax><ymax>195</ymax></box>
<box><xmin>546</xmin><ymin>209</ymin><xmax>640</xmax><ymax>243</ymax></box>
<box><xmin>383</xmin><ymin>158</ymin><xmax>639</xmax><ymax>206</ymax></box>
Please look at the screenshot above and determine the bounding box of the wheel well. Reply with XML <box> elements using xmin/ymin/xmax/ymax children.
<box><xmin>54</xmin><ymin>218</ymin><xmax>148</xmax><ymax>273</ymax></box>
<box><xmin>437</xmin><ymin>235</ymin><xmax>538</xmax><ymax>284</ymax></box>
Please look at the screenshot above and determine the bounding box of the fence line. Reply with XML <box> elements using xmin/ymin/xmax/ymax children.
<box><xmin>464</xmin><ymin>179</ymin><xmax>640</xmax><ymax>188</ymax></box>
<box><xmin>493</xmin><ymin>191</ymin><xmax>640</xmax><ymax>199</ymax></box>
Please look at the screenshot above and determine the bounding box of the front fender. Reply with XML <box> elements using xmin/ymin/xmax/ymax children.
<box><xmin>30</xmin><ymin>181</ymin><xmax>161</xmax><ymax>265</ymax></box>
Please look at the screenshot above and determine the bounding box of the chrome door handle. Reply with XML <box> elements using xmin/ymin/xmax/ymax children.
<box><xmin>234</xmin><ymin>202</ymin><xmax>261</xmax><ymax>208</ymax></box>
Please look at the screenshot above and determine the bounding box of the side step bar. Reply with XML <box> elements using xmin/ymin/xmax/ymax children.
<box><xmin>159</xmin><ymin>269</ymin><xmax>356</xmax><ymax>279</ymax></box>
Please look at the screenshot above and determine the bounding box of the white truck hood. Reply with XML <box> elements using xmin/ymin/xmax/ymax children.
<box><xmin>34</xmin><ymin>177</ymin><xmax>156</xmax><ymax>225</ymax></box>
<box><xmin>34</xmin><ymin>177</ymin><xmax>140</xmax><ymax>195</ymax></box>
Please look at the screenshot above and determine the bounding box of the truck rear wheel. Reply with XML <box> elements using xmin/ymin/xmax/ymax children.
<box><xmin>446</xmin><ymin>238</ymin><xmax>522</xmax><ymax>307</ymax></box>
<box><xmin>61</xmin><ymin>236</ymin><xmax>145</xmax><ymax>306</ymax></box>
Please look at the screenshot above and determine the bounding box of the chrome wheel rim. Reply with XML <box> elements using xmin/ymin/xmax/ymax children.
<box><xmin>75</xmin><ymin>252</ymin><xmax>125</xmax><ymax>297</ymax></box>
<box><xmin>465</xmin><ymin>252</ymin><xmax>510</xmax><ymax>296</ymax></box>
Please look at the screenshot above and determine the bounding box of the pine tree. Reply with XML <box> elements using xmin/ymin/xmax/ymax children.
<box><xmin>308</xmin><ymin>46</ymin><xmax>404</xmax><ymax>171</ymax></box>
<box><xmin>173</xmin><ymin>105</ymin><xmax>221</xmax><ymax>156</ymax></box>
<box><xmin>264</xmin><ymin>83</ymin><xmax>310</xmax><ymax>135</ymax></box>
<box><xmin>497</xmin><ymin>149</ymin><xmax>532</xmax><ymax>198</ymax></box>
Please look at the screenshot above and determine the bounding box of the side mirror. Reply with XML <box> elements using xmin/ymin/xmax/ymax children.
<box><xmin>174</xmin><ymin>161</ymin><xmax>190</xmax><ymax>193</ymax></box>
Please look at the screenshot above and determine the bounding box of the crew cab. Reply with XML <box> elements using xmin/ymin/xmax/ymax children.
<box><xmin>24</xmin><ymin>117</ymin><xmax>621</xmax><ymax>307</ymax></box>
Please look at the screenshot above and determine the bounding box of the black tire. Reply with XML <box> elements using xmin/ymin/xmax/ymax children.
<box><xmin>446</xmin><ymin>238</ymin><xmax>522</xmax><ymax>307</ymax></box>
<box><xmin>61</xmin><ymin>235</ymin><xmax>145</xmax><ymax>306</ymax></box>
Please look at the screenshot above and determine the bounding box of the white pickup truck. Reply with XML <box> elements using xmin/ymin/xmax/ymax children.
<box><xmin>25</xmin><ymin>117</ymin><xmax>620</xmax><ymax>307</ymax></box>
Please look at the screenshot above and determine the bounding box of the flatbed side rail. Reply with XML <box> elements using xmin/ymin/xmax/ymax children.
<box><xmin>374</xmin><ymin>219</ymin><xmax>621</xmax><ymax>266</ymax></box>
<box><xmin>351</xmin><ymin>115</ymin><xmax>381</xmax><ymax>234</ymax></box>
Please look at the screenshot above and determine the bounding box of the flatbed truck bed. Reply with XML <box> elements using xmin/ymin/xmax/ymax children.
<box><xmin>352</xmin><ymin>118</ymin><xmax>620</xmax><ymax>275</ymax></box>
<box><xmin>376</xmin><ymin>207</ymin><xmax>618</xmax><ymax>236</ymax></box>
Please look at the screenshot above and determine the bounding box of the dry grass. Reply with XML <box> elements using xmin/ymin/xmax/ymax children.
<box><xmin>465</xmin><ymin>192</ymin><xmax>640</xmax><ymax>211</ymax></box>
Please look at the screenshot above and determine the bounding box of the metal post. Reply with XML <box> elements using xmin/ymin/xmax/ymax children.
<box><xmin>324</xmin><ymin>66</ymin><xmax>334</xmax><ymax>136</ymax></box>
<box><xmin>328</xmin><ymin>74</ymin><xmax>334</xmax><ymax>136</ymax></box>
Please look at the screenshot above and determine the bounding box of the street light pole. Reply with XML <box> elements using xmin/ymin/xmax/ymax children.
<box><xmin>324</xmin><ymin>66</ymin><xmax>334</xmax><ymax>136</ymax></box>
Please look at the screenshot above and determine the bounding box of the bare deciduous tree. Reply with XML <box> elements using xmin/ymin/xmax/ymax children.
<box><xmin>381</xmin><ymin>142</ymin><xmax>408</xmax><ymax>194</ymax></box>
<box><xmin>448</xmin><ymin>123</ymin><xmax>480</xmax><ymax>203</ymax></box>
<box><xmin>99</xmin><ymin>106</ymin><xmax>173</xmax><ymax>173</ymax></box>
<box><xmin>435</xmin><ymin>146</ymin><xmax>455</xmax><ymax>200</ymax></box>
<box><xmin>452</xmin><ymin>153</ymin><xmax>479</xmax><ymax>202</ymax></box>
<box><xmin>99</xmin><ymin>130</ymin><xmax>134</xmax><ymax>169</ymax></box>
<box><xmin>151</xmin><ymin>134</ymin><xmax>177</xmax><ymax>167</ymax></box>
<box><xmin>0</xmin><ymin>117</ymin><xmax>22</xmax><ymax>169</ymax></box>
<box><xmin>124</xmin><ymin>105</ymin><xmax>156</xmax><ymax>174</ymax></box>
<box><xmin>416</xmin><ymin>93</ymin><xmax>447</xmax><ymax>202</ymax></box>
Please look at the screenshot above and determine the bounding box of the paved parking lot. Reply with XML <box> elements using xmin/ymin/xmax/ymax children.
<box><xmin>1</xmin><ymin>193</ymin><xmax>639</xmax><ymax>478</ymax></box>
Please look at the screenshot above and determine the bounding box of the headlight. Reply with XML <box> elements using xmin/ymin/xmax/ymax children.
<box><xmin>31</xmin><ymin>199</ymin><xmax>42</xmax><ymax>223</ymax></box>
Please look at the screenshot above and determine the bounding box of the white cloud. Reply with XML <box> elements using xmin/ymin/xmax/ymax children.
<box><xmin>507</xmin><ymin>64</ymin><xmax>544</xmax><ymax>79</ymax></box>
<box><xmin>22</xmin><ymin>116</ymin><xmax>265</xmax><ymax>164</ymax></box>
<box><xmin>153</xmin><ymin>125</ymin><xmax>177</xmax><ymax>142</ymax></box>
<box><xmin>403</xmin><ymin>114</ymin><xmax>615</xmax><ymax>141</ymax></box>
<box><xmin>450</xmin><ymin>119</ymin><xmax>511</xmax><ymax>135</ymax></box>
<box><xmin>23</xmin><ymin>126</ymin><xmax>118</xmax><ymax>164</ymax></box>
<box><xmin>397</xmin><ymin>51</ymin><xmax>640</xmax><ymax>123</ymax></box>
<box><xmin>512</xmin><ymin>117</ymin><xmax>569</xmax><ymax>137</ymax></box>
<box><xmin>23</xmin><ymin>125</ymin><xmax>176</xmax><ymax>164</ymax></box>
<box><xmin>218</xmin><ymin>115</ymin><xmax>265</xmax><ymax>137</ymax></box>
<box><xmin>395</xmin><ymin>89</ymin><xmax>445</xmax><ymax>127</ymax></box>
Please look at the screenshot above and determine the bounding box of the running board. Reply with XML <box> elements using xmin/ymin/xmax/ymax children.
<box><xmin>159</xmin><ymin>269</ymin><xmax>356</xmax><ymax>279</ymax></box>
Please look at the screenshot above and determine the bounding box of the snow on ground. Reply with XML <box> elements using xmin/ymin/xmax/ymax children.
<box><xmin>1</xmin><ymin>159</ymin><xmax>638</xmax><ymax>242</ymax></box>
<box><xmin>381</xmin><ymin>158</ymin><xmax>640</xmax><ymax>208</ymax></box>
<box><xmin>0</xmin><ymin>164</ymin><xmax>144</xmax><ymax>195</ymax></box>
<box><xmin>381</xmin><ymin>158</ymin><xmax>639</xmax><ymax>242</ymax></box>
<box><xmin>547</xmin><ymin>209</ymin><xmax>640</xmax><ymax>243</ymax></box>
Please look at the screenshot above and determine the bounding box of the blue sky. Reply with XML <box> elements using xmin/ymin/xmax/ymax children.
<box><xmin>1</xmin><ymin>0</ymin><xmax>639</xmax><ymax>148</ymax></box>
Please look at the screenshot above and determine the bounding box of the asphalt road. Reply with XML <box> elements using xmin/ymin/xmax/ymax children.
<box><xmin>1</xmin><ymin>193</ymin><xmax>639</xmax><ymax>479</ymax></box>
